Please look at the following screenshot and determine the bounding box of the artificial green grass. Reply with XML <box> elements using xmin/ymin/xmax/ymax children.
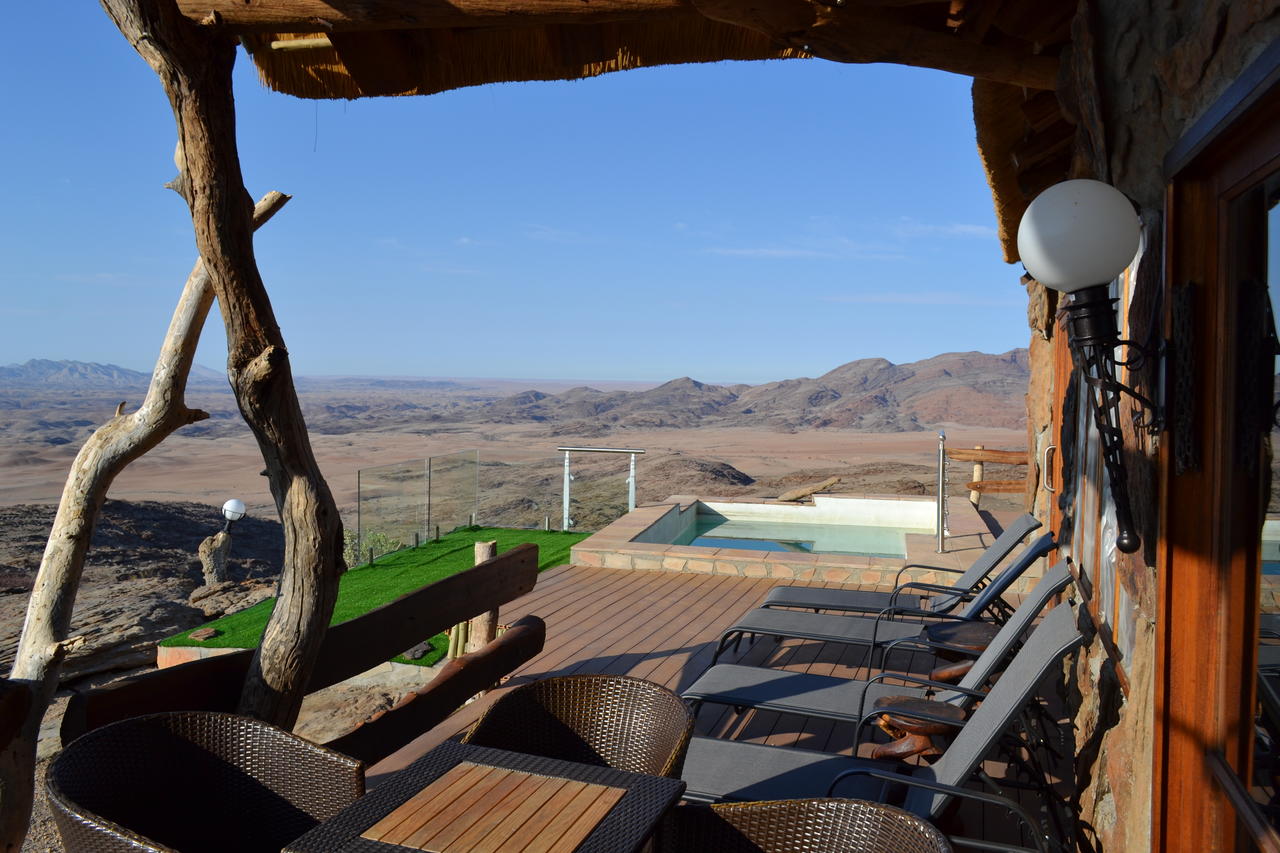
<box><xmin>160</xmin><ymin>527</ymin><xmax>588</xmax><ymax>667</ymax></box>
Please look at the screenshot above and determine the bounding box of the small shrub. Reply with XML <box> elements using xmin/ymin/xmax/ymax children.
<box><xmin>343</xmin><ymin>529</ymin><xmax>404</xmax><ymax>567</ymax></box>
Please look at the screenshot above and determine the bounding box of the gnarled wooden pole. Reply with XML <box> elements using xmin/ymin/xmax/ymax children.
<box><xmin>99</xmin><ymin>0</ymin><xmax>345</xmax><ymax>729</ymax></box>
<box><xmin>2</xmin><ymin>191</ymin><xmax>290</xmax><ymax>851</ymax></box>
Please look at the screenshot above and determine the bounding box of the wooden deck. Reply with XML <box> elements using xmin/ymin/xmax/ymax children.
<box><xmin>368</xmin><ymin>563</ymin><xmax>1070</xmax><ymax>849</ymax></box>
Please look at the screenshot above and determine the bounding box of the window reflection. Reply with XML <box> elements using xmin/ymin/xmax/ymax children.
<box><xmin>1255</xmin><ymin>174</ymin><xmax>1279</xmax><ymax>823</ymax></box>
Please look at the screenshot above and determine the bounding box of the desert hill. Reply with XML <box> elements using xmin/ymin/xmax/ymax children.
<box><xmin>0</xmin><ymin>350</ymin><xmax>1028</xmax><ymax>446</ymax></box>
<box><xmin>482</xmin><ymin>349</ymin><xmax>1028</xmax><ymax>432</ymax></box>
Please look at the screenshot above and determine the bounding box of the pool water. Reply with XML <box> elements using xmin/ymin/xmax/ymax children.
<box><xmin>673</xmin><ymin>516</ymin><xmax>933</xmax><ymax>559</ymax></box>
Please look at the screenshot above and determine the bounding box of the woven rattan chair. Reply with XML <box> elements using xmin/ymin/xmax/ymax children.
<box><xmin>47</xmin><ymin>711</ymin><xmax>365</xmax><ymax>853</ymax></box>
<box><xmin>657</xmin><ymin>798</ymin><xmax>952</xmax><ymax>852</ymax></box>
<box><xmin>461</xmin><ymin>674</ymin><xmax>694</xmax><ymax>777</ymax></box>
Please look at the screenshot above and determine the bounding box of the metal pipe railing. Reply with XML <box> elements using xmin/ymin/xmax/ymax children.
<box><xmin>557</xmin><ymin>446</ymin><xmax>646</xmax><ymax>531</ymax></box>
<box><xmin>936</xmin><ymin>431</ymin><xmax>948</xmax><ymax>553</ymax></box>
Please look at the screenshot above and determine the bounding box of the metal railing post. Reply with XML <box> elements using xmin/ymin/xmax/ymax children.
<box><xmin>936</xmin><ymin>431</ymin><xmax>947</xmax><ymax>553</ymax></box>
<box><xmin>628</xmin><ymin>452</ymin><xmax>638</xmax><ymax>512</ymax></box>
<box><xmin>562</xmin><ymin>450</ymin><xmax>572</xmax><ymax>531</ymax></box>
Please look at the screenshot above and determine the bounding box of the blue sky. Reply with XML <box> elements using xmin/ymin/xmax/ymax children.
<box><xmin>0</xmin><ymin>6</ymin><xmax>1031</xmax><ymax>385</ymax></box>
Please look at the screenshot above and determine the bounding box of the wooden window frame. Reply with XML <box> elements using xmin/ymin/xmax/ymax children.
<box><xmin>1155</xmin><ymin>48</ymin><xmax>1280</xmax><ymax>853</ymax></box>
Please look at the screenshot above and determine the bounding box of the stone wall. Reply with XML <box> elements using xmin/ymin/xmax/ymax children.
<box><xmin>1059</xmin><ymin>5</ymin><xmax>1279</xmax><ymax>852</ymax></box>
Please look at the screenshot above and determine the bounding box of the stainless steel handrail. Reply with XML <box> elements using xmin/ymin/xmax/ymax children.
<box><xmin>558</xmin><ymin>447</ymin><xmax>647</xmax><ymax>530</ymax></box>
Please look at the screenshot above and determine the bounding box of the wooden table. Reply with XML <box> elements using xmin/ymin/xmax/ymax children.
<box><xmin>284</xmin><ymin>741</ymin><xmax>686</xmax><ymax>853</ymax></box>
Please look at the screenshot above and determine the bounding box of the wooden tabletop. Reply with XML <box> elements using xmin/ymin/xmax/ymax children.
<box><xmin>285</xmin><ymin>741</ymin><xmax>686</xmax><ymax>853</ymax></box>
<box><xmin>361</xmin><ymin>763</ymin><xmax>626</xmax><ymax>852</ymax></box>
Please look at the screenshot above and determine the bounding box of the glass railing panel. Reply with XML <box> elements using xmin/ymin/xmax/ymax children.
<box><xmin>356</xmin><ymin>459</ymin><xmax>427</xmax><ymax>561</ymax></box>
<box><xmin>475</xmin><ymin>451</ymin><xmax>563</xmax><ymax>530</ymax></box>
<box><xmin>427</xmin><ymin>449</ymin><xmax>479</xmax><ymax>536</ymax></box>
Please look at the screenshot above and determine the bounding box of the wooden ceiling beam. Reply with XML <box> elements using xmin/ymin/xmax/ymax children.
<box><xmin>694</xmin><ymin>0</ymin><xmax>1058</xmax><ymax>89</ymax></box>
<box><xmin>176</xmin><ymin>0</ymin><xmax>693</xmax><ymax>33</ymax></box>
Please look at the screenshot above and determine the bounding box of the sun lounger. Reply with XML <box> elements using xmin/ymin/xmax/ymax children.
<box><xmin>684</xmin><ymin>562</ymin><xmax>1073</xmax><ymax>726</ymax></box>
<box><xmin>709</xmin><ymin>532</ymin><xmax>1056</xmax><ymax>668</ymax></box>
<box><xmin>760</xmin><ymin>512</ymin><xmax>1041</xmax><ymax>616</ymax></box>
<box><xmin>679</xmin><ymin>604</ymin><xmax>1084</xmax><ymax>852</ymax></box>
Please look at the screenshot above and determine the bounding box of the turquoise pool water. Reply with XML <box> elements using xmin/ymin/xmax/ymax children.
<box><xmin>672</xmin><ymin>515</ymin><xmax>933</xmax><ymax>559</ymax></box>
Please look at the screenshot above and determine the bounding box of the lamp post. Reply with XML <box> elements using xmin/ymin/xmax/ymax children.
<box><xmin>201</xmin><ymin>498</ymin><xmax>246</xmax><ymax>586</ymax></box>
<box><xmin>1017</xmin><ymin>179</ymin><xmax>1146</xmax><ymax>554</ymax></box>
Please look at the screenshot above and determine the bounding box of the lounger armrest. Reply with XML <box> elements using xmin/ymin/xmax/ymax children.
<box><xmin>892</xmin><ymin>563</ymin><xmax>965</xmax><ymax>586</ymax></box>
<box><xmin>855</xmin><ymin>705</ymin><xmax>972</xmax><ymax>739</ymax></box>
<box><xmin>880</xmin><ymin>634</ymin><xmax>986</xmax><ymax>658</ymax></box>
<box><xmin>888</xmin><ymin>581</ymin><xmax>981</xmax><ymax>611</ymax></box>
<box><xmin>862</xmin><ymin>671</ymin><xmax>987</xmax><ymax>698</ymax></box>
<box><xmin>873</xmin><ymin>603</ymin><xmax>934</xmax><ymax>621</ymax></box>
<box><xmin>823</xmin><ymin>768</ymin><xmax>1050</xmax><ymax>853</ymax></box>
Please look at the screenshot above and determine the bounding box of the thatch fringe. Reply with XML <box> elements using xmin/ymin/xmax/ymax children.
<box><xmin>971</xmin><ymin>78</ymin><xmax>1032</xmax><ymax>264</ymax></box>
<box><xmin>244</xmin><ymin>18</ymin><xmax>805</xmax><ymax>101</ymax></box>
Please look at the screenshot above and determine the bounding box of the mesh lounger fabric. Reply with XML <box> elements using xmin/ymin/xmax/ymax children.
<box><xmin>711</xmin><ymin>532</ymin><xmax>1055</xmax><ymax>664</ymax></box>
<box><xmin>681</xmin><ymin>603</ymin><xmax>1084</xmax><ymax>815</ymax></box>
<box><xmin>760</xmin><ymin>513</ymin><xmax>1041</xmax><ymax>616</ymax></box>
<box><xmin>657</xmin><ymin>798</ymin><xmax>953</xmax><ymax>853</ymax></box>
<box><xmin>683</xmin><ymin>562</ymin><xmax>1073</xmax><ymax>724</ymax></box>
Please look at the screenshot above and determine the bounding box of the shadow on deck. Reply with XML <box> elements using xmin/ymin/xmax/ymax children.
<box><xmin>369</xmin><ymin>563</ymin><xmax>1077</xmax><ymax>851</ymax></box>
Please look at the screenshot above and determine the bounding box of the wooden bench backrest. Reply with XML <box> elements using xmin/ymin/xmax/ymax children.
<box><xmin>63</xmin><ymin>543</ymin><xmax>539</xmax><ymax>743</ymax></box>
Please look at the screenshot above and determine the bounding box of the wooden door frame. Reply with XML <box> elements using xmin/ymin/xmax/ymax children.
<box><xmin>1154</xmin><ymin>51</ymin><xmax>1280</xmax><ymax>852</ymax></box>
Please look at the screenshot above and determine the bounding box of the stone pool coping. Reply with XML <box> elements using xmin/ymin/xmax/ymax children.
<box><xmin>570</xmin><ymin>493</ymin><xmax>1039</xmax><ymax>590</ymax></box>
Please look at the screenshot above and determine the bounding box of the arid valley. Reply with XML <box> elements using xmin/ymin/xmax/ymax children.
<box><xmin>0</xmin><ymin>351</ymin><xmax>1031</xmax><ymax>849</ymax></box>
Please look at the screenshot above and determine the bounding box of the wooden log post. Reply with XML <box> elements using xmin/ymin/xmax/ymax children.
<box><xmin>100</xmin><ymin>0</ymin><xmax>344</xmax><ymax>730</ymax></box>
<box><xmin>467</xmin><ymin>542</ymin><xmax>499</xmax><ymax>654</ymax></box>
<box><xmin>1</xmin><ymin>191</ymin><xmax>288</xmax><ymax>852</ymax></box>
<box><xmin>970</xmin><ymin>445</ymin><xmax>985</xmax><ymax>508</ymax></box>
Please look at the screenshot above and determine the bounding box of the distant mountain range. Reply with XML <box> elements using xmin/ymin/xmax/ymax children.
<box><xmin>481</xmin><ymin>350</ymin><xmax>1029</xmax><ymax>431</ymax></box>
<box><xmin>0</xmin><ymin>359</ymin><xmax>226</xmax><ymax>389</ymax></box>
<box><xmin>0</xmin><ymin>350</ymin><xmax>1029</xmax><ymax>432</ymax></box>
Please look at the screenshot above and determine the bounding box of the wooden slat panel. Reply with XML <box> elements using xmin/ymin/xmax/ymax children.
<box><xmin>965</xmin><ymin>479</ymin><xmax>1026</xmax><ymax>493</ymax></box>
<box><xmin>945</xmin><ymin>448</ymin><xmax>1029</xmax><ymax>464</ymax></box>
<box><xmin>63</xmin><ymin>545</ymin><xmax>540</xmax><ymax>741</ymax></box>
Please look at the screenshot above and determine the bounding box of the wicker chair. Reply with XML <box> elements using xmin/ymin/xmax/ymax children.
<box><xmin>461</xmin><ymin>674</ymin><xmax>694</xmax><ymax>778</ymax></box>
<box><xmin>46</xmin><ymin>711</ymin><xmax>365</xmax><ymax>853</ymax></box>
<box><xmin>656</xmin><ymin>798</ymin><xmax>953</xmax><ymax>853</ymax></box>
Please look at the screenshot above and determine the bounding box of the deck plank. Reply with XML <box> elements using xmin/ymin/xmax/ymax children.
<box><xmin>366</xmin><ymin>563</ymin><xmax>1067</xmax><ymax>850</ymax></box>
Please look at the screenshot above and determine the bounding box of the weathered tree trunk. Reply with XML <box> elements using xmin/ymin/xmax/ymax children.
<box><xmin>98</xmin><ymin>0</ymin><xmax>345</xmax><ymax>728</ymax></box>
<box><xmin>1</xmin><ymin>191</ymin><xmax>290</xmax><ymax>851</ymax></box>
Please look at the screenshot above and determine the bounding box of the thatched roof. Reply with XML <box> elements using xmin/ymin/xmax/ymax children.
<box><xmin>245</xmin><ymin>18</ymin><xmax>804</xmax><ymax>100</ymax></box>
<box><xmin>185</xmin><ymin>0</ymin><xmax>1082</xmax><ymax>261</ymax></box>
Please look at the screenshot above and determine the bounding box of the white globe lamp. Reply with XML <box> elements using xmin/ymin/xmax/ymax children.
<box><xmin>221</xmin><ymin>498</ymin><xmax>246</xmax><ymax>531</ymax></box>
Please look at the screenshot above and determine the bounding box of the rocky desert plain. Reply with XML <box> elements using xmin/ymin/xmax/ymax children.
<box><xmin>0</xmin><ymin>351</ymin><xmax>1030</xmax><ymax>849</ymax></box>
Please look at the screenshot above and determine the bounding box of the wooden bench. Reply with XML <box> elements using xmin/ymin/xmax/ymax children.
<box><xmin>61</xmin><ymin>543</ymin><xmax>546</xmax><ymax>766</ymax></box>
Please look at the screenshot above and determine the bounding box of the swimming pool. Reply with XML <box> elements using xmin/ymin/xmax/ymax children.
<box><xmin>674</xmin><ymin>516</ymin><xmax>932</xmax><ymax>558</ymax></box>
<box><xmin>633</xmin><ymin>495</ymin><xmax>937</xmax><ymax>559</ymax></box>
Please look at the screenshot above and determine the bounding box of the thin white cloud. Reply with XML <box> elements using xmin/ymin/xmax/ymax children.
<box><xmin>893</xmin><ymin>220</ymin><xmax>999</xmax><ymax>240</ymax></box>
<box><xmin>822</xmin><ymin>291</ymin><xmax>1022</xmax><ymax>307</ymax></box>
<box><xmin>524</xmin><ymin>224</ymin><xmax>584</xmax><ymax>243</ymax></box>
<box><xmin>420</xmin><ymin>263</ymin><xmax>482</xmax><ymax>276</ymax></box>
<box><xmin>54</xmin><ymin>272</ymin><xmax>138</xmax><ymax>285</ymax></box>
<box><xmin>707</xmin><ymin>247</ymin><xmax>835</xmax><ymax>259</ymax></box>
